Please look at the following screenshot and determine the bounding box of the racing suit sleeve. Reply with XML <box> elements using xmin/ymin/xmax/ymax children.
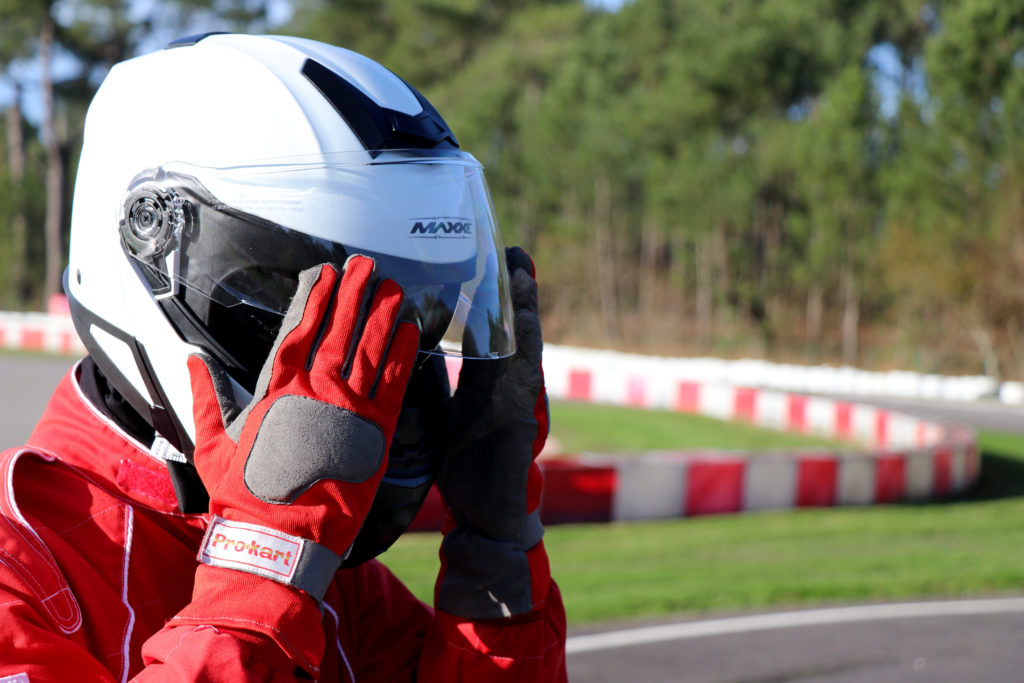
<box><xmin>134</xmin><ymin>573</ymin><xmax>325</xmax><ymax>680</ymax></box>
<box><xmin>134</xmin><ymin>554</ymin><xmax>566</xmax><ymax>682</ymax></box>
<box><xmin>419</xmin><ymin>547</ymin><xmax>568</xmax><ymax>682</ymax></box>
<box><xmin>329</xmin><ymin>545</ymin><xmax>566</xmax><ymax>682</ymax></box>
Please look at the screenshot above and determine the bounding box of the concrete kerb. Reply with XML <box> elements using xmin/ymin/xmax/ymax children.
<box><xmin>0</xmin><ymin>311</ymin><xmax>981</xmax><ymax>527</ymax></box>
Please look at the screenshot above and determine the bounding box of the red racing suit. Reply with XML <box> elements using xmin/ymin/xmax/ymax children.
<box><xmin>0</xmin><ymin>364</ymin><xmax>566</xmax><ymax>681</ymax></box>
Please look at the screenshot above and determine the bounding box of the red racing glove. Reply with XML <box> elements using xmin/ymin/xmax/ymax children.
<box><xmin>187</xmin><ymin>256</ymin><xmax>420</xmax><ymax>602</ymax></box>
<box><xmin>435</xmin><ymin>246</ymin><xmax>550</xmax><ymax>619</ymax></box>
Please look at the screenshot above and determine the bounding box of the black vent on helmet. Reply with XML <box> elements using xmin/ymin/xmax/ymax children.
<box><xmin>301</xmin><ymin>58</ymin><xmax>458</xmax><ymax>156</ymax></box>
<box><xmin>165</xmin><ymin>32</ymin><xmax>228</xmax><ymax>49</ymax></box>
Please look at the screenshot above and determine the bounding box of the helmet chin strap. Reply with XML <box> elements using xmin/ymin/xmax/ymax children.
<box><xmin>65</xmin><ymin>268</ymin><xmax>211</xmax><ymax>513</ymax></box>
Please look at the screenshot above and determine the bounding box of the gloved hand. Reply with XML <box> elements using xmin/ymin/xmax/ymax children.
<box><xmin>435</xmin><ymin>246</ymin><xmax>550</xmax><ymax>619</ymax></box>
<box><xmin>187</xmin><ymin>256</ymin><xmax>420</xmax><ymax>602</ymax></box>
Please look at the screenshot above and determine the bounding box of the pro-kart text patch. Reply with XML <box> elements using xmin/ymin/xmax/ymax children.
<box><xmin>199</xmin><ymin>516</ymin><xmax>302</xmax><ymax>582</ymax></box>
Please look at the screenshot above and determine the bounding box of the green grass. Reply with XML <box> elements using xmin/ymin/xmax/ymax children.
<box><xmin>380</xmin><ymin>407</ymin><xmax>1024</xmax><ymax>626</ymax></box>
<box><xmin>542</xmin><ymin>474</ymin><xmax>1024</xmax><ymax>624</ymax></box>
<box><xmin>548</xmin><ymin>400</ymin><xmax>849</xmax><ymax>453</ymax></box>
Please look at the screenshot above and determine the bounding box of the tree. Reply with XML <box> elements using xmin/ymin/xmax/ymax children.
<box><xmin>0</xmin><ymin>0</ymin><xmax>278</xmax><ymax>306</ymax></box>
<box><xmin>881</xmin><ymin>0</ymin><xmax>1024</xmax><ymax>377</ymax></box>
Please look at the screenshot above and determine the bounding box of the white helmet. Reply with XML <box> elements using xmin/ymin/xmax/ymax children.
<box><xmin>67</xmin><ymin>34</ymin><xmax>514</xmax><ymax>554</ymax></box>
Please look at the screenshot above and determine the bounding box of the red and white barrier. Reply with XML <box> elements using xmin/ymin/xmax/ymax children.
<box><xmin>0</xmin><ymin>309</ymin><xmax>980</xmax><ymax>525</ymax></box>
<box><xmin>536</xmin><ymin>346</ymin><xmax>954</xmax><ymax>451</ymax></box>
<box><xmin>418</xmin><ymin>350</ymin><xmax>981</xmax><ymax>527</ymax></box>
<box><xmin>0</xmin><ymin>311</ymin><xmax>84</xmax><ymax>356</ymax></box>
<box><xmin>407</xmin><ymin>435</ymin><xmax>979</xmax><ymax>529</ymax></box>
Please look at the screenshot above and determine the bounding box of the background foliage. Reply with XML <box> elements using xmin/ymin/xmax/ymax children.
<box><xmin>2</xmin><ymin>0</ymin><xmax>1023</xmax><ymax>378</ymax></box>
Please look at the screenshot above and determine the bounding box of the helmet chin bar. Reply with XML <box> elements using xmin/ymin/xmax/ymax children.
<box><xmin>64</xmin><ymin>269</ymin><xmax>211</xmax><ymax>514</ymax></box>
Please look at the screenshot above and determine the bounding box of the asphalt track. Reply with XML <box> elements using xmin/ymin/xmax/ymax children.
<box><xmin>568</xmin><ymin>601</ymin><xmax>1024</xmax><ymax>682</ymax></box>
<box><xmin>3</xmin><ymin>354</ymin><xmax>1024</xmax><ymax>681</ymax></box>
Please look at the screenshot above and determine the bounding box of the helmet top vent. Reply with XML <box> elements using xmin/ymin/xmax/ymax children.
<box><xmin>300</xmin><ymin>58</ymin><xmax>458</xmax><ymax>157</ymax></box>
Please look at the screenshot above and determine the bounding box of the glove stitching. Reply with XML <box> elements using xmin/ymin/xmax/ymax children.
<box><xmin>339</xmin><ymin>270</ymin><xmax>379</xmax><ymax>382</ymax></box>
<box><xmin>304</xmin><ymin>275</ymin><xmax>341</xmax><ymax>372</ymax></box>
<box><xmin>367</xmin><ymin>318</ymin><xmax>406</xmax><ymax>400</ymax></box>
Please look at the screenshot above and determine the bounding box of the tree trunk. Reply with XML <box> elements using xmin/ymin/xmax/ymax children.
<box><xmin>593</xmin><ymin>173</ymin><xmax>617</xmax><ymax>344</ymax></box>
<box><xmin>1005</xmin><ymin>318</ymin><xmax>1024</xmax><ymax>381</ymax></box>
<box><xmin>41</xmin><ymin>17</ymin><xmax>65</xmax><ymax>303</ymax></box>
<box><xmin>806</xmin><ymin>281</ymin><xmax>823</xmax><ymax>360</ymax></box>
<box><xmin>668</xmin><ymin>230</ymin><xmax>686</xmax><ymax>314</ymax></box>
<box><xmin>639</xmin><ymin>217</ymin><xmax>659</xmax><ymax>317</ymax></box>
<box><xmin>966</xmin><ymin>314</ymin><xmax>1000</xmax><ymax>380</ymax></box>
<box><xmin>712</xmin><ymin>223</ymin><xmax>729</xmax><ymax>343</ymax></box>
<box><xmin>696</xmin><ymin>235</ymin><xmax>712</xmax><ymax>348</ymax></box>
<box><xmin>666</xmin><ymin>230</ymin><xmax>686</xmax><ymax>344</ymax></box>
<box><xmin>841</xmin><ymin>265</ymin><xmax>859</xmax><ymax>366</ymax></box>
<box><xmin>5</xmin><ymin>82</ymin><xmax>27</xmax><ymax>305</ymax></box>
<box><xmin>514</xmin><ymin>195</ymin><xmax>537</xmax><ymax>256</ymax></box>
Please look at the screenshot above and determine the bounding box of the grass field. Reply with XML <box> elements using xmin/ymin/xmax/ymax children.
<box><xmin>548</xmin><ymin>400</ymin><xmax>849</xmax><ymax>453</ymax></box>
<box><xmin>381</xmin><ymin>404</ymin><xmax>1024</xmax><ymax>626</ymax></box>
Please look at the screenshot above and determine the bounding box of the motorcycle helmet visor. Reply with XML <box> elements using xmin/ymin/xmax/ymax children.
<box><xmin>119</xmin><ymin>150</ymin><xmax>514</xmax><ymax>387</ymax></box>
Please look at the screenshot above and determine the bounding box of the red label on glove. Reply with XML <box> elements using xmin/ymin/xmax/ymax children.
<box><xmin>200</xmin><ymin>517</ymin><xmax>302</xmax><ymax>582</ymax></box>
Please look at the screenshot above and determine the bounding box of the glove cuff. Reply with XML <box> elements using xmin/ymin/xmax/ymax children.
<box><xmin>198</xmin><ymin>515</ymin><xmax>342</xmax><ymax>602</ymax></box>
<box><xmin>436</xmin><ymin>519</ymin><xmax>548</xmax><ymax>620</ymax></box>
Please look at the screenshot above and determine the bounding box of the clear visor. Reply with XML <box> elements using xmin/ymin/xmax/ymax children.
<box><xmin>119</xmin><ymin>150</ymin><xmax>514</xmax><ymax>380</ymax></box>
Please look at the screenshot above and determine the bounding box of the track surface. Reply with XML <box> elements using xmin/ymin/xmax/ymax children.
<box><xmin>0</xmin><ymin>354</ymin><xmax>73</xmax><ymax>445</ymax></box>
<box><xmin>3</xmin><ymin>354</ymin><xmax>1024</xmax><ymax>681</ymax></box>
<box><xmin>823</xmin><ymin>393</ymin><xmax>1024</xmax><ymax>435</ymax></box>
<box><xmin>568</xmin><ymin>602</ymin><xmax>1024</xmax><ymax>682</ymax></box>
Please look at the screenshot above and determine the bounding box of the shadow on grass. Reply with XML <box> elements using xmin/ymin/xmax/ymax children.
<box><xmin>963</xmin><ymin>452</ymin><xmax>1024</xmax><ymax>502</ymax></box>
